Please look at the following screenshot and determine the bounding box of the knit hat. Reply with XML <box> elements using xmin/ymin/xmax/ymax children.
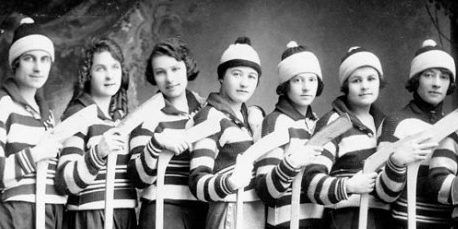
<box><xmin>338</xmin><ymin>47</ymin><xmax>383</xmax><ymax>85</ymax></box>
<box><xmin>8</xmin><ymin>17</ymin><xmax>54</xmax><ymax>66</ymax></box>
<box><xmin>409</xmin><ymin>39</ymin><xmax>455</xmax><ymax>80</ymax></box>
<box><xmin>277</xmin><ymin>41</ymin><xmax>321</xmax><ymax>85</ymax></box>
<box><xmin>217</xmin><ymin>36</ymin><xmax>261</xmax><ymax>78</ymax></box>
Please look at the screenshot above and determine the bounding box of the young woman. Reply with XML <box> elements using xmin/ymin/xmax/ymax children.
<box><xmin>303</xmin><ymin>47</ymin><xmax>389</xmax><ymax>229</ymax></box>
<box><xmin>378</xmin><ymin>39</ymin><xmax>455</xmax><ymax>228</ymax></box>
<box><xmin>55</xmin><ymin>38</ymin><xmax>137</xmax><ymax>229</ymax></box>
<box><xmin>127</xmin><ymin>37</ymin><xmax>208</xmax><ymax>229</ymax></box>
<box><xmin>188</xmin><ymin>36</ymin><xmax>265</xmax><ymax>229</ymax></box>
<box><xmin>0</xmin><ymin>18</ymin><xmax>65</xmax><ymax>229</ymax></box>
<box><xmin>254</xmin><ymin>41</ymin><xmax>323</xmax><ymax>228</ymax></box>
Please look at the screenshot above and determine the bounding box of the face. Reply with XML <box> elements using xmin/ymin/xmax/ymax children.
<box><xmin>287</xmin><ymin>73</ymin><xmax>318</xmax><ymax>109</ymax></box>
<box><xmin>152</xmin><ymin>55</ymin><xmax>188</xmax><ymax>100</ymax></box>
<box><xmin>90</xmin><ymin>51</ymin><xmax>122</xmax><ymax>98</ymax></box>
<box><xmin>416</xmin><ymin>68</ymin><xmax>450</xmax><ymax>106</ymax></box>
<box><xmin>14</xmin><ymin>50</ymin><xmax>52</xmax><ymax>90</ymax></box>
<box><xmin>346</xmin><ymin>66</ymin><xmax>380</xmax><ymax>109</ymax></box>
<box><xmin>220</xmin><ymin>66</ymin><xmax>259</xmax><ymax>105</ymax></box>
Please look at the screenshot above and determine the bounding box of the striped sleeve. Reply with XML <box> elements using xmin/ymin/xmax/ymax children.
<box><xmin>55</xmin><ymin>132</ymin><xmax>106</xmax><ymax>195</ymax></box>
<box><xmin>255</xmin><ymin>113</ymin><xmax>301</xmax><ymax>205</ymax></box>
<box><xmin>302</xmin><ymin>113</ymin><xmax>348</xmax><ymax>205</ymax></box>
<box><xmin>0</xmin><ymin>99</ymin><xmax>38</xmax><ymax>188</ymax></box>
<box><xmin>374</xmin><ymin>115</ymin><xmax>407</xmax><ymax>203</ymax></box>
<box><xmin>428</xmin><ymin>134</ymin><xmax>458</xmax><ymax>205</ymax></box>
<box><xmin>189</xmin><ymin>107</ymin><xmax>234</xmax><ymax>202</ymax></box>
<box><xmin>127</xmin><ymin>123</ymin><xmax>158</xmax><ymax>189</ymax></box>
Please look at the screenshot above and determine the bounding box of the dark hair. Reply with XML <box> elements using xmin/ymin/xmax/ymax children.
<box><xmin>11</xmin><ymin>58</ymin><xmax>20</xmax><ymax>73</ymax></box>
<box><xmin>276</xmin><ymin>77</ymin><xmax>324</xmax><ymax>97</ymax></box>
<box><xmin>145</xmin><ymin>37</ymin><xmax>199</xmax><ymax>85</ymax></box>
<box><xmin>71</xmin><ymin>37</ymin><xmax>129</xmax><ymax>118</ymax></box>
<box><xmin>405</xmin><ymin>68</ymin><xmax>455</xmax><ymax>95</ymax></box>
<box><xmin>340</xmin><ymin>68</ymin><xmax>386</xmax><ymax>94</ymax></box>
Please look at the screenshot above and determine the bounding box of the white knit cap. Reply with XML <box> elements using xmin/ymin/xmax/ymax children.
<box><xmin>8</xmin><ymin>17</ymin><xmax>54</xmax><ymax>66</ymax></box>
<box><xmin>409</xmin><ymin>39</ymin><xmax>455</xmax><ymax>80</ymax></box>
<box><xmin>338</xmin><ymin>47</ymin><xmax>382</xmax><ymax>85</ymax></box>
<box><xmin>277</xmin><ymin>41</ymin><xmax>322</xmax><ymax>85</ymax></box>
<box><xmin>217</xmin><ymin>36</ymin><xmax>261</xmax><ymax>78</ymax></box>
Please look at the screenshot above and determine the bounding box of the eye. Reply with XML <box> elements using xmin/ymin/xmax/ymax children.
<box><xmin>308</xmin><ymin>77</ymin><xmax>317</xmax><ymax>82</ymax></box>
<box><xmin>154</xmin><ymin>70</ymin><xmax>165</xmax><ymax>76</ymax></box>
<box><xmin>172</xmin><ymin>66</ymin><xmax>181</xmax><ymax>72</ymax></box>
<box><xmin>248</xmin><ymin>73</ymin><xmax>258</xmax><ymax>80</ymax></box>
<box><xmin>440</xmin><ymin>73</ymin><xmax>450</xmax><ymax>80</ymax></box>
<box><xmin>93</xmin><ymin>66</ymin><xmax>105</xmax><ymax>72</ymax></box>
<box><xmin>423</xmin><ymin>72</ymin><xmax>434</xmax><ymax>78</ymax></box>
<box><xmin>232</xmin><ymin>71</ymin><xmax>241</xmax><ymax>77</ymax></box>
<box><xmin>41</xmin><ymin>56</ymin><xmax>51</xmax><ymax>63</ymax></box>
<box><xmin>112</xmin><ymin>64</ymin><xmax>120</xmax><ymax>69</ymax></box>
<box><xmin>22</xmin><ymin>55</ymin><xmax>33</xmax><ymax>61</ymax></box>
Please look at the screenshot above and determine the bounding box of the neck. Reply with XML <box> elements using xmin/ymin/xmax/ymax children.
<box><xmin>348</xmin><ymin>103</ymin><xmax>371</xmax><ymax>116</ymax></box>
<box><xmin>17</xmin><ymin>85</ymin><xmax>37</xmax><ymax>107</ymax></box>
<box><xmin>92</xmin><ymin>95</ymin><xmax>112</xmax><ymax>117</ymax></box>
<box><xmin>295</xmin><ymin>105</ymin><xmax>309</xmax><ymax>117</ymax></box>
<box><xmin>166</xmin><ymin>92</ymin><xmax>188</xmax><ymax>113</ymax></box>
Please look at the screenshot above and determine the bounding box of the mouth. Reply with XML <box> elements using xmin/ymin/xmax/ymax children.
<box><xmin>359</xmin><ymin>93</ymin><xmax>373</xmax><ymax>96</ymax></box>
<box><xmin>104</xmin><ymin>83</ymin><xmax>117</xmax><ymax>87</ymax></box>
<box><xmin>166</xmin><ymin>84</ymin><xmax>180</xmax><ymax>90</ymax></box>
<box><xmin>236</xmin><ymin>90</ymin><xmax>249</xmax><ymax>94</ymax></box>
<box><xmin>29</xmin><ymin>75</ymin><xmax>43</xmax><ymax>79</ymax></box>
<box><xmin>428</xmin><ymin>91</ymin><xmax>442</xmax><ymax>96</ymax></box>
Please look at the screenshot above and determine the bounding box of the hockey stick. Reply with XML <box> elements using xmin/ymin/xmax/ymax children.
<box><xmin>36</xmin><ymin>105</ymin><xmax>99</xmax><ymax>229</ymax></box>
<box><xmin>104</xmin><ymin>93</ymin><xmax>165</xmax><ymax>229</ymax></box>
<box><xmin>357</xmin><ymin>108</ymin><xmax>458</xmax><ymax>229</ymax></box>
<box><xmin>290</xmin><ymin>114</ymin><xmax>352</xmax><ymax>229</ymax></box>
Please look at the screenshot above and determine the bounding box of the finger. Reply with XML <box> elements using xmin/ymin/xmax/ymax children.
<box><xmin>414</xmin><ymin>134</ymin><xmax>433</xmax><ymax>144</ymax></box>
<box><xmin>417</xmin><ymin>142</ymin><xmax>438</xmax><ymax>150</ymax></box>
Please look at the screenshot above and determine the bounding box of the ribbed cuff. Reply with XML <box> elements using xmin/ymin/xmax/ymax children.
<box><xmin>276</xmin><ymin>156</ymin><xmax>301</xmax><ymax>182</ymax></box>
<box><xmin>338</xmin><ymin>177</ymin><xmax>350</xmax><ymax>201</ymax></box>
<box><xmin>86</xmin><ymin>146</ymin><xmax>106</xmax><ymax>173</ymax></box>
<box><xmin>17</xmin><ymin>148</ymin><xmax>36</xmax><ymax>174</ymax></box>
<box><xmin>387</xmin><ymin>155</ymin><xmax>407</xmax><ymax>173</ymax></box>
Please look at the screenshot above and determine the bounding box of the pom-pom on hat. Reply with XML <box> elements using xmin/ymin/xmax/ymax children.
<box><xmin>217</xmin><ymin>36</ymin><xmax>261</xmax><ymax>79</ymax></box>
<box><xmin>8</xmin><ymin>17</ymin><xmax>54</xmax><ymax>66</ymax></box>
<box><xmin>338</xmin><ymin>46</ymin><xmax>383</xmax><ymax>85</ymax></box>
<box><xmin>409</xmin><ymin>39</ymin><xmax>455</xmax><ymax>80</ymax></box>
<box><xmin>277</xmin><ymin>41</ymin><xmax>322</xmax><ymax>85</ymax></box>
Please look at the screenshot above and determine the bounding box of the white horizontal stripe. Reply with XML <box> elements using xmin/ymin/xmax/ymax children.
<box><xmin>325</xmin><ymin>194</ymin><xmax>389</xmax><ymax>210</ymax></box>
<box><xmin>5</xmin><ymin>194</ymin><xmax>66</xmax><ymax>204</ymax></box>
<box><xmin>338</xmin><ymin>134</ymin><xmax>376</xmax><ymax>157</ymax></box>
<box><xmin>140</xmin><ymin>184</ymin><xmax>198</xmax><ymax>201</ymax></box>
<box><xmin>267</xmin><ymin>203</ymin><xmax>323</xmax><ymax>225</ymax></box>
<box><xmin>67</xmin><ymin>199</ymin><xmax>136</xmax><ymax>210</ymax></box>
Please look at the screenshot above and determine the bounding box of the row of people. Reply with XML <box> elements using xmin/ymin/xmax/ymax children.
<box><xmin>0</xmin><ymin>17</ymin><xmax>456</xmax><ymax>229</ymax></box>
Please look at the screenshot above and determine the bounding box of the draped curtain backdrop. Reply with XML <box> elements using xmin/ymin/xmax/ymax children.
<box><xmin>0</xmin><ymin>0</ymin><xmax>457</xmax><ymax>117</ymax></box>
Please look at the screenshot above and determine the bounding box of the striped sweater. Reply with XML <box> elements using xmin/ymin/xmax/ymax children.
<box><xmin>0</xmin><ymin>78</ymin><xmax>65</xmax><ymax>204</ymax></box>
<box><xmin>429</xmin><ymin>133</ymin><xmax>458</xmax><ymax>219</ymax></box>
<box><xmin>55</xmin><ymin>93</ymin><xmax>137</xmax><ymax>210</ymax></box>
<box><xmin>189</xmin><ymin>92</ymin><xmax>259</xmax><ymax>203</ymax></box>
<box><xmin>255</xmin><ymin>96</ymin><xmax>323</xmax><ymax>228</ymax></box>
<box><xmin>377</xmin><ymin>94</ymin><xmax>453</xmax><ymax>226</ymax></box>
<box><xmin>127</xmin><ymin>90</ymin><xmax>205</xmax><ymax>203</ymax></box>
<box><xmin>303</xmin><ymin>96</ymin><xmax>387</xmax><ymax>210</ymax></box>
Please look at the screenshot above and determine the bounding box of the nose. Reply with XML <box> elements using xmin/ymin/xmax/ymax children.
<box><xmin>431</xmin><ymin>75</ymin><xmax>441</xmax><ymax>88</ymax></box>
<box><xmin>302</xmin><ymin>81</ymin><xmax>310</xmax><ymax>92</ymax></box>
<box><xmin>240</xmin><ymin>75</ymin><xmax>248</xmax><ymax>87</ymax></box>
<box><xmin>33</xmin><ymin>61</ymin><xmax>42</xmax><ymax>73</ymax></box>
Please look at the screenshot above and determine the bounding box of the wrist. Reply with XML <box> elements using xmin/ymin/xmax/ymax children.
<box><xmin>390</xmin><ymin>153</ymin><xmax>405</xmax><ymax>167</ymax></box>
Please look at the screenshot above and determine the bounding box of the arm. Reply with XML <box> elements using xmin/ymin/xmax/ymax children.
<box><xmin>127</xmin><ymin>124</ymin><xmax>158</xmax><ymax>189</ymax></box>
<box><xmin>55</xmin><ymin>131</ymin><xmax>106</xmax><ymax>195</ymax></box>
<box><xmin>428</xmin><ymin>134</ymin><xmax>458</xmax><ymax>205</ymax></box>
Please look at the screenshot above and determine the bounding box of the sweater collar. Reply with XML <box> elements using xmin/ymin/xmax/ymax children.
<box><xmin>74</xmin><ymin>93</ymin><xmax>113</xmax><ymax>121</ymax></box>
<box><xmin>332</xmin><ymin>95</ymin><xmax>384</xmax><ymax>134</ymax></box>
<box><xmin>207</xmin><ymin>92</ymin><xmax>251</xmax><ymax>130</ymax></box>
<box><xmin>275</xmin><ymin>95</ymin><xmax>317</xmax><ymax>121</ymax></box>
<box><xmin>1</xmin><ymin>78</ymin><xmax>52</xmax><ymax>125</ymax></box>
<box><xmin>161</xmin><ymin>90</ymin><xmax>203</xmax><ymax>115</ymax></box>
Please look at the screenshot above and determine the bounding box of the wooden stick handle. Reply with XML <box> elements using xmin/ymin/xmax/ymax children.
<box><xmin>407</xmin><ymin>162</ymin><xmax>420</xmax><ymax>229</ymax></box>
<box><xmin>104</xmin><ymin>153</ymin><xmax>117</xmax><ymax>229</ymax></box>
<box><xmin>36</xmin><ymin>161</ymin><xmax>48</xmax><ymax>229</ymax></box>
<box><xmin>290</xmin><ymin>168</ymin><xmax>305</xmax><ymax>229</ymax></box>
<box><xmin>155</xmin><ymin>151</ymin><xmax>174</xmax><ymax>229</ymax></box>
<box><xmin>236</xmin><ymin>188</ymin><xmax>244</xmax><ymax>229</ymax></box>
<box><xmin>358</xmin><ymin>193</ymin><xmax>370</xmax><ymax>229</ymax></box>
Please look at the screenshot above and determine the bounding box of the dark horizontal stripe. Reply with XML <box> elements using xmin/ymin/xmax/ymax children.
<box><xmin>86</xmin><ymin>124</ymin><xmax>112</xmax><ymax>138</ymax></box>
<box><xmin>61</xmin><ymin>147</ymin><xmax>84</xmax><ymax>156</ymax></box>
<box><xmin>5</xmin><ymin>113</ymin><xmax>44</xmax><ymax>133</ymax></box>
<box><xmin>5</xmin><ymin>142</ymin><xmax>33</xmax><ymax>157</ymax></box>
<box><xmin>331</xmin><ymin>147</ymin><xmax>376</xmax><ymax>172</ymax></box>
<box><xmin>288</xmin><ymin>128</ymin><xmax>312</xmax><ymax>140</ymax></box>
<box><xmin>2</xmin><ymin>183</ymin><xmax>62</xmax><ymax>200</ymax></box>
<box><xmin>67</xmin><ymin>188</ymin><xmax>137</xmax><ymax>207</ymax></box>
<box><xmin>130</xmin><ymin>127</ymin><xmax>153</xmax><ymax>139</ymax></box>
<box><xmin>256</xmin><ymin>157</ymin><xmax>281</xmax><ymax>168</ymax></box>
<box><xmin>156</xmin><ymin>119</ymin><xmax>188</xmax><ymax>132</ymax></box>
